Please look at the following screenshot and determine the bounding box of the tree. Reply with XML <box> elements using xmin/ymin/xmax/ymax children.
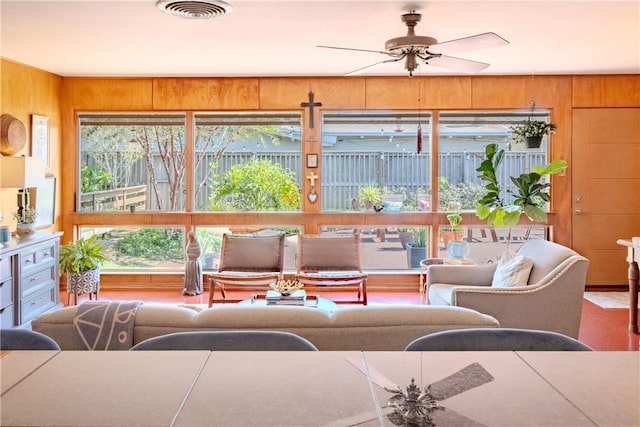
<box><xmin>80</xmin><ymin>126</ymin><xmax>143</xmax><ymax>189</ymax></box>
<box><xmin>81</xmin><ymin>116</ymin><xmax>287</xmax><ymax>211</ymax></box>
<box><xmin>209</xmin><ymin>159</ymin><xmax>300</xmax><ymax>211</ymax></box>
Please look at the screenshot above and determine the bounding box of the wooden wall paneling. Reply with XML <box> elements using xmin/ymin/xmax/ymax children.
<box><xmin>572</xmin><ymin>75</ymin><xmax>640</xmax><ymax>107</ymax></box>
<box><xmin>258</xmin><ymin>77</ymin><xmax>365</xmax><ymax>109</ymax></box>
<box><xmin>546</xmin><ymin>79</ymin><xmax>573</xmax><ymax>246</ymax></box>
<box><xmin>587</xmin><ymin>249</ymin><xmax>634</xmax><ymax>285</ymax></box>
<box><xmin>62</xmin><ymin>78</ymin><xmax>153</xmax><ymax>110</ymax></box>
<box><xmin>365</xmin><ymin>77</ymin><xmax>420</xmax><ymax>109</ymax></box>
<box><xmin>571</xmin><ymin>109</ymin><xmax>589</xmax><ymax>258</ymax></box>
<box><xmin>1</xmin><ymin>59</ymin><xmax>62</xmax><ymax>232</ymax></box>
<box><xmin>152</xmin><ymin>78</ymin><xmax>260</xmax><ymax>110</ymax></box>
<box><xmin>472</xmin><ymin>75</ymin><xmax>572</xmax><ymax>109</ymax></box>
<box><xmin>471</xmin><ymin>76</ymin><xmax>530</xmax><ymax>108</ymax></box>
<box><xmin>419</xmin><ymin>76</ymin><xmax>471</xmax><ymax>109</ymax></box>
<box><xmin>573</xmin><ymin>108</ymin><xmax>640</xmax><ymax>285</ymax></box>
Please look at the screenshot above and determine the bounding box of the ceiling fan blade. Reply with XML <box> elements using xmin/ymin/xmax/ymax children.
<box><xmin>431</xmin><ymin>32</ymin><xmax>509</xmax><ymax>54</ymax></box>
<box><xmin>317</xmin><ymin>45</ymin><xmax>388</xmax><ymax>55</ymax></box>
<box><xmin>345</xmin><ymin>57</ymin><xmax>404</xmax><ymax>76</ymax></box>
<box><xmin>426</xmin><ymin>55</ymin><xmax>490</xmax><ymax>74</ymax></box>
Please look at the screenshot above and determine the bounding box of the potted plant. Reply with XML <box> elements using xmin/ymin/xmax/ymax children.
<box><xmin>12</xmin><ymin>206</ymin><xmax>38</xmax><ymax>238</ymax></box>
<box><xmin>397</xmin><ymin>227</ymin><xmax>414</xmax><ymax>249</ymax></box>
<box><xmin>406</xmin><ymin>228</ymin><xmax>427</xmax><ymax>268</ymax></box>
<box><xmin>441</xmin><ymin>211</ymin><xmax>464</xmax><ymax>248</ymax></box>
<box><xmin>476</xmin><ymin>143</ymin><xmax>567</xmax><ymax>250</ymax></box>
<box><xmin>357</xmin><ymin>185</ymin><xmax>383</xmax><ymax>210</ymax></box>
<box><xmin>59</xmin><ymin>234</ymin><xmax>108</xmax><ymax>303</ymax></box>
<box><xmin>510</xmin><ymin>119</ymin><xmax>557</xmax><ymax>149</ymax></box>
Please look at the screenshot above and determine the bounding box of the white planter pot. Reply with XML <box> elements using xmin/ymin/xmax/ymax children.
<box><xmin>15</xmin><ymin>223</ymin><xmax>35</xmax><ymax>238</ymax></box>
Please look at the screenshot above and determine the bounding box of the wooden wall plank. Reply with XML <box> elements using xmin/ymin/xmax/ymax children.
<box><xmin>258</xmin><ymin>77</ymin><xmax>366</xmax><ymax>109</ymax></box>
<box><xmin>153</xmin><ymin>78</ymin><xmax>260</xmax><ymax>110</ymax></box>
<box><xmin>573</xmin><ymin>75</ymin><xmax>640</xmax><ymax>107</ymax></box>
<box><xmin>472</xmin><ymin>75</ymin><xmax>572</xmax><ymax>109</ymax></box>
<box><xmin>62</xmin><ymin>78</ymin><xmax>153</xmax><ymax>110</ymax></box>
<box><xmin>365</xmin><ymin>76</ymin><xmax>471</xmax><ymax>109</ymax></box>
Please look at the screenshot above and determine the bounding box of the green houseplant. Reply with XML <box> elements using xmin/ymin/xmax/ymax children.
<box><xmin>13</xmin><ymin>206</ymin><xmax>38</xmax><ymax>238</ymax></box>
<box><xmin>441</xmin><ymin>211</ymin><xmax>463</xmax><ymax>245</ymax></box>
<box><xmin>357</xmin><ymin>185</ymin><xmax>383</xmax><ymax>210</ymax></box>
<box><xmin>510</xmin><ymin>119</ymin><xmax>557</xmax><ymax>149</ymax></box>
<box><xmin>60</xmin><ymin>234</ymin><xmax>108</xmax><ymax>303</ymax></box>
<box><xmin>476</xmin><ymin>143</ymin><xmax>567</xmax><ymax>248</ymax></box>
<box><xmin>406</xmin><ymin>228</ymin><xmax>427</xmax><ymax>268</ymax></box>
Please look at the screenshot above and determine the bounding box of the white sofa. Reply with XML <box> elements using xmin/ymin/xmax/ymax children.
<box><xmin>32</xmin><ymin>303</ymin><xmax>499</xmax><ymax>351</ymax></box>
<box><xmin>427</xmin><ymin>239</ymin><xmax>589</xmax><ymax>338</ymax></box>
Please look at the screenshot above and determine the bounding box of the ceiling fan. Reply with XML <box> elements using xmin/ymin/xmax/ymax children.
<box><xmin>318</xmin><ymin>11</ymin><xmax>509</xmax><ymax>76</ymax></box>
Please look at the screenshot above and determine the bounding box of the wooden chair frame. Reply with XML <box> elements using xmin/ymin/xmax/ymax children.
<box><xmin>295</xmin><ymin>232</ymin><xmax>368</xmax><ymax>305</ymax></box>
<box><xmin>208</xmin><ymin>233</ymin><xmax>285</xmax><ymax>306</ymax></box>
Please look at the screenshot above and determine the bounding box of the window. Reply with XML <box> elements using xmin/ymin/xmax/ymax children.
<box><xmin>193</xmin><ymin>112</ymin><xmax>302</xmax><ymax>212</ymax></box>
<box><xmin>78</xmin><ymin>113</ymin><xmax>187</xmax><ymax>212</ymax></box>
<box><xmin>80</xmin><ymin>226</ymin><xmax>185</xmax><ymax>271</ymax></box>
<box><xmin>437</xmin><ymin>110</ymin><xmax>551</xmax><ymax>210</ymax></box>
<box><xmin>321</xmin><ymin>111</ymin><xmax>432</xmax><ymax>212</ymax></box>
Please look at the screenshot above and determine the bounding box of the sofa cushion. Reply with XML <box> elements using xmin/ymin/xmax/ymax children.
<box><xmin>491</xmin><ymin>251</ymin><xmax>533</xmax><ymax>288</ymax></box>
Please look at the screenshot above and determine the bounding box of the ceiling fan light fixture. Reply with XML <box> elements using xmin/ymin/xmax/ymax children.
<box><xmin>156</xmin><ymin>0</ymin><xmax>232</xmax><ymax>19</ymax></box>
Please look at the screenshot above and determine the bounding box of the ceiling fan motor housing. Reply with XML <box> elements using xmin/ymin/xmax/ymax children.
<box><xmin>385</xmin><ymin>35</ymin><xmax>438</xmax><ymax>52</ymax></box>
<box><xmin>385</xmin><ymin>12</ymin><xmax>437</xmax><ymax>53</ymax></box>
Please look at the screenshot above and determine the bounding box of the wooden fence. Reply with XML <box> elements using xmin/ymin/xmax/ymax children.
<box><xmin>80</xmin><ymin>185</ymin><xmax>147</xmax><ymax>212</ymax></box>
<box><xmin>80</xmin><ymin>151</ymin><xmax>546</xmax><ymax>211</ymax></box>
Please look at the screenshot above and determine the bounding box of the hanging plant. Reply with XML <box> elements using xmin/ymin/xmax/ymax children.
<box><xmin>510</xmin><ymin>119</ymin><xmax>557</xmax><ymax>148</ymax></box>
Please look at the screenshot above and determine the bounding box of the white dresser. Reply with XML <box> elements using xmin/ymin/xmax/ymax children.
<box><xmin>0</xmin><ymin>231</ymin><xmax>63</xmax><ymax>328</ymax></box>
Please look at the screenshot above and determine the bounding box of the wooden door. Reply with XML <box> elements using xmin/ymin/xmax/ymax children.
<box><xmin>572</xmin><ymin>108</ymin><xmax>640</xmax><ymax>285</ymax></box>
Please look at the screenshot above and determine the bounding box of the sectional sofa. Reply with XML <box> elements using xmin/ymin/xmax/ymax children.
<box><xmin>32</xmin><ymin>303</ymin><xmax>499</xmax><ymax>351</ymax></box>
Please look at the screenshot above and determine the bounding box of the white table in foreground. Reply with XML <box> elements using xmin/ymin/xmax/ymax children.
<box><xmin>0</xmin><ymin>350</ymin><xmax>58</xmax><ymax>395</ymax></box>
<box><xmin>1</xmin><ymin>351</ymin><xmax>638</xmax><ymax>426</ymax></box>
<box><xmin>0</xmin><ymin>350</ymin><xmax>211</xmax><ymax>426</ymax></box>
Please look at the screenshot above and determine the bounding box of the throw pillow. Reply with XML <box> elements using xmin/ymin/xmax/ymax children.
<box><xmin>491</xmin><ymin>251</ymin><xmax>534</xmax><ymax>288</ymax></box>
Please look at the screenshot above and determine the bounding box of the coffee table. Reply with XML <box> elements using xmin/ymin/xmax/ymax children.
<box><xmin>238</xmin><ymin>294</ymin><xmax>338</xmax><ymax>312</ymax></box>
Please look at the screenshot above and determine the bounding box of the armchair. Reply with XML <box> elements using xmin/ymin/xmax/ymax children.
<box><xmin>295</xmin><ymin>232</ymin><xmax>368</xmax><ymax>304</ymax></box>
<box><xmin>427</xmin><ymin>239</ymin><xmax>589</xmax><ymax>338</ymax></box>
<box><xmin>208</xmin><ymin>233</ymin><xmax>285</xmax><ymax>306</ymax></box>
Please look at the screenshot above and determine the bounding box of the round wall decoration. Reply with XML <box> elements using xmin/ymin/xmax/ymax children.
<box><xmin>1</xmin><ymin>114</ymin><xmax>27</xmax><ymax>156</ymax></box>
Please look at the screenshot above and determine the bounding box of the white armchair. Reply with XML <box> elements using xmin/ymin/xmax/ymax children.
<box><xmin>427</xmin><ymin>239</ymin><xmax>589</xmax><ymax>338</ymax></box>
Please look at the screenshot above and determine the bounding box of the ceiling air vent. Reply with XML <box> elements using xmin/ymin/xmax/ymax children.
<box><xmin>156</xmin><ymin>0</ymin><xmax>232</xmax><ymax>19</ymax></box>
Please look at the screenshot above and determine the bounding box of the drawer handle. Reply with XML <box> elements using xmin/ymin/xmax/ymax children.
<box><xmin>43</xmin><ymin>253</ymin><xmax>51</xmax><ymax>258</ymax></box>
<box><xmin>31</xmin><ymin>275</ymin><xmax>44</xmax><ymax>281</ymax></box>
<box><xmin>25</xmin><ymin>259</ymin><xmax>33</xmax><ymax>264</ymax></box>
<box><xmin>31</xmin><ymin>297</ymin><xmax>47</xmax><ymax>306</ymax></box>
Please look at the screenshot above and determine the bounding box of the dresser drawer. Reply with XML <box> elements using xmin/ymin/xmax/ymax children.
<box><xmin>0</xmin><ymin>303</ymin><xmax>15</xmax><ymax>328</ymax></box>
<box><xmin>20</xmin><ymin>286</ymin><xmax>56</xmax><ymax>324</ymax></box>
<box><xmin>21</xmin><ymin>265</ymin><xmax>56</xmax><ymax>299</ymax></box>
<box><xmin>20</xmin><ymin>242</ymin><xmax>56</xmax><ymax>274</ymax></box>
<box><xmin>1</xmin><ymin>278</ymin><xmax>13</xmax><ymax>308</ymax></box>
<box><xmin>0</xmin><ymin>255</ymin><xmax>12</xmax><ymax>281</ymax></box>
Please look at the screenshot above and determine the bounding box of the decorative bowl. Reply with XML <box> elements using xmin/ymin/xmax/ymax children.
<box><xmin>270</xmin><ymin>280</ymin><xmax>304</xmax><ymax>296</ymax></box>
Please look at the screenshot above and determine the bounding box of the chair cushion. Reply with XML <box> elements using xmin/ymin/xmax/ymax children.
<box><xmin>491</xmin><ymin>251</ymin><xmax>533</xmax><ymax>288</ymax></box>
<box><xmin>219</xmin><ymin>234</ymin><xmax>284</xmax><ymax>272</ymax></box>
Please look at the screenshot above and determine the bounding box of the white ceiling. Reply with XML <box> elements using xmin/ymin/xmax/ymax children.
<box><xmin>1</xmin><ymin>0</ymin><xmax>639</xmax><ymax>78</ymax></box>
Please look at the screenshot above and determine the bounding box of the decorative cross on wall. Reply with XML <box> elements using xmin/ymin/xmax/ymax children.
<box><xmin>306</xmin><ymin>171</ymin><xmax>318</xmax><ymax>187</ymax></box>
<box><xmin>306</xmin><ymin>171</ymin><xmax>319</xmax><ymax>204</ymax></box>
<box><xmin>300</xmin><ymin>91</ymin><xmax>322</xmax><ymax>129</ymax></box>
